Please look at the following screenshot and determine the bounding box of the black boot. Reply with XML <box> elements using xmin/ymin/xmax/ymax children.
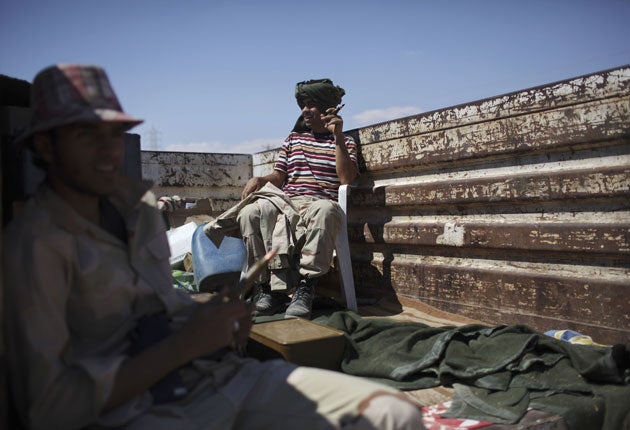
<box><xmin>253</xmin><ymin>284</ymin><xmax>289</xmax><ymax>316</ymax></box>
<box><xmin>285</xmin><ymin>277</ymin><xmax>317</xmax><ymax>319</ymax></box>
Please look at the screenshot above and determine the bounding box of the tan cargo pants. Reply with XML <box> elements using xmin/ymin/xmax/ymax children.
<box><xmin>237</xmin><ymin>195</ymin><xmax>342</xmax><ymax>291</ymax></box>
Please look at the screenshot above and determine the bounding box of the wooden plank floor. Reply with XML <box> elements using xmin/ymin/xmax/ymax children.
<box><xmin>358</xmin><ymin>294</ymin><xmax>484</xmax><ymax>326</ymax></box>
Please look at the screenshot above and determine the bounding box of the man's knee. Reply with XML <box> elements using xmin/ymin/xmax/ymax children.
<box><xmin>236</xmin><ymin>203</ymin><xmax>261</xmax><ymax>229</ymax></box>
<box><xmin>352</xmin><ymin>392</ymin><xmax>425</xmax><ymax>430</ymax></box>
<box><xmin>312</xmin><ymin>199</ymin><xmax>341</xmax><ymax>215</ymax></box>
<box><xmin>306</xmin><ymin>200</ymin><xmax>342</xmax><ymax>229</ymax></box>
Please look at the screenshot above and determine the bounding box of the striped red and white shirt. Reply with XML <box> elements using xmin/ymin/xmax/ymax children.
<box><xmin>274</xmin><ymin>131</ymin><xmax>358</xmax><ymax>200</ymax></box>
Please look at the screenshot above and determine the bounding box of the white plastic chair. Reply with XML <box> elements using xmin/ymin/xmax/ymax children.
<box><xmin>335</xmin><ymin>184</ymin><xmax>358</xmax><ymax>311</ymax></box>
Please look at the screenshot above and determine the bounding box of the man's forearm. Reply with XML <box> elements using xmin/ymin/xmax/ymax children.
<box><xmin>103</xmin><ymin>330</ymin><xmax>194</xmax><ymax>411</ymax></box>
<box><xmin>241</xmin><ymin>170</ymin><xmax>286</xmax><ymax>199</ymax></box>
<box><xmin>335</xmin><ymin>133</ymin><xmax>358</xmax><ymax>184</ymax></box>
<box><xmin>263</xmin><ymin>171</ymin><xmax>285</xmax><ymax>189</ymax></box>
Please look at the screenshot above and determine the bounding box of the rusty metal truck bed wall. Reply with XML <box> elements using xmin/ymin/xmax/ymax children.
<box><xmin>144</xmin><ymin>66</ymin><xmax>629</xmax><ymax>345</ymax></box>
<box><xmin>350</xmin><ymin>66</ymin><xmax>629</xmax><ymax>345</ymax></box>
<box><xmin>255</xmin><ymin>66</ymin><xmax>629</xmax><ymax>345</ymax></box>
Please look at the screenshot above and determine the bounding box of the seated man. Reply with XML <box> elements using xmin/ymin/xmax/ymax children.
<box><xmin>237</xmin><ymin>78</ymin><xmax>358</xmax><ymax>319</ymax></box>
<box><xmin>3</xmin><ymin>64</ymin><xmax>424</xmax><ymax>430</ymax></box>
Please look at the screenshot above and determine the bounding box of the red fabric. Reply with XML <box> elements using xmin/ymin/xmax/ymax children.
<box><xmin>422</xmin><ymin>401</ymin><xmax>493</xmax><ymax>430</ymax></box>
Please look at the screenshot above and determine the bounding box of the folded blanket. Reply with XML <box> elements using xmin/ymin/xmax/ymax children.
<box><xmin>315</xmin><ymin>311</ymin><xmax>630</xmax><ymax>430</ymax></box>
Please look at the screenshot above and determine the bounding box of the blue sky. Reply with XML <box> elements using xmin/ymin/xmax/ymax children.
<box><xmin>2</xmin><ymin>0</ymin><xmax>629</xmax><ymax>153</ymax></box>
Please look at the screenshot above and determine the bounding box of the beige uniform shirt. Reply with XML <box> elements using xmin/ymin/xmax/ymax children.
<box><xmin>4</xmin><ymin>179</ymin><xmax>193</xmax><ymax>429</ymax></box>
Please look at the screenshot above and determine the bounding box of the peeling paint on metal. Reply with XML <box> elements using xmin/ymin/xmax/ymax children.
<box><xmin>154</xmin><ymin>66</ymin><xmax>630</xmax><ymax>345</ymax></box>
<box><xmin>436</xmin><ymin>222</ymin><xmax>465</xmax><ymax>246</ymax></box>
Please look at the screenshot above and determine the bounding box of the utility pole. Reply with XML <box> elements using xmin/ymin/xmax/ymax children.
<box><xmin>145</xmin><ymin>126</ymin><xmax>161</xmax><ymax>151</ymax></box>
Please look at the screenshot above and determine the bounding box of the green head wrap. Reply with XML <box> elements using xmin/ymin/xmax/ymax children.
<box><xmin>292</xmin><ymin>78</ymin><xmax>345</xmax><ymax>133</ymax></box>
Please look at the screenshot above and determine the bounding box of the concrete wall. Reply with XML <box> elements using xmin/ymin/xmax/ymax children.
<box><xmin>141</xmin><ymin>151</ymin><xmax>252</xmax><ymax>214</ymax></box>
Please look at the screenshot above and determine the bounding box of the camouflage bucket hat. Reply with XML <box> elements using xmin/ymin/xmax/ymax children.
<box><xmin>14</xmin><ymin>64</ymin><xmax>143</xmax><ymax>145</ymax></box>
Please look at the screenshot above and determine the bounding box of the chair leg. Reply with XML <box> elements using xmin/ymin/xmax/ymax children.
<box><xmin>336</xmin><ymin>185</ymin><xmax>358</xmax><ymax>312</ymax></box>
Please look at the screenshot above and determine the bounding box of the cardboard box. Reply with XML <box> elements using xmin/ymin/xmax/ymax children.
<box><xmin>248</xmin><ymin>317</ymin><xmax>345</xmax><ymax>370</ymax></box>
<box><xmin>167</xmin><ymin>198</ymin><xmax>214</xmax><ymax>228</ymax></box>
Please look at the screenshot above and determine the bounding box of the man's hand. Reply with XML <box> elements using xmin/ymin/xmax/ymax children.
<box><xmin>178</xmin><ymin>289</ymin><xmax>254</xmax><ymax>360</ymax></box>
<box><xmin>322</xmin><ymin>105</ymin><xmax>344</xmax><ymax>136</ymax></box>
<box><xmin>241</xmin><ymin>171</ymin><xmax>287</xmax><ymax>200</ymax></box>
<box><xmin>241</xmin><ymin>177</ymin><xmax>266</xmax><ymax>200</ymax></box>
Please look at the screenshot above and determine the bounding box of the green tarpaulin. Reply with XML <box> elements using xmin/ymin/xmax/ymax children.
<box><xmin>314</xmin><ymin>311</ymin><xmax>630</xmax><ymax>430</ymax></box>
